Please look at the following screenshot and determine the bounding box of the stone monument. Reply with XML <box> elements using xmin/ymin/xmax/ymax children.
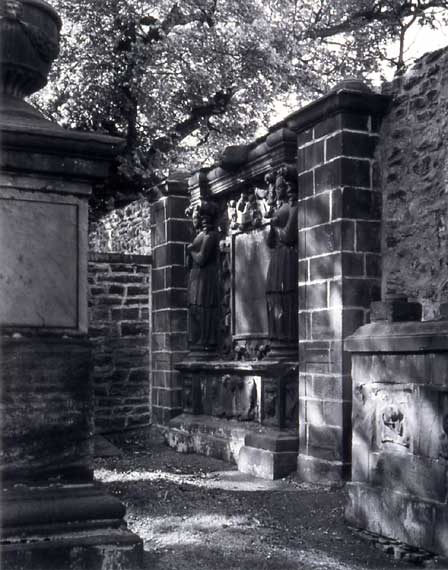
<box><xmin>0</xmin><ymin>1</ymin><xmax>142</xmax><ymax>567</ymax></box>
<box><xmin>345</xmin><ymin>300</ymin><xmax>448</xmax><ymax>558</ymax></box>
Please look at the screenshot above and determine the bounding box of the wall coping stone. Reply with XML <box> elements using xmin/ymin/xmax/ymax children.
<box><xmin>89</xmin><ymin>252</ymin><xmax>152</xmax><ymax>265</ymax></box>
<box><xmin>346</xmin><ymin>319</ymin><xmax>448</xmax><ymax>353</ymax></box>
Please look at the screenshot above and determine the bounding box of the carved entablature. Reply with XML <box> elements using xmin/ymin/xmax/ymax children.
<box><xmin>186</xmin><ymin>138</ymin><xmax>299</xmax><ymax>364</ymax></box>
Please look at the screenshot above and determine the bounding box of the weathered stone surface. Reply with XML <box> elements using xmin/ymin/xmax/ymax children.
<box><xmin>88</xmin><ymin>255</ymin><xmax>151</xmax><ymax>433</ymax></box>
<box><xmin>346</xmin><ymin>319</ymin><xmax>448</xmax><ymax>558</ymax></box>
<box><xmin>0</xmin><ymin>191</ymin><xmax>81</xmax><ymax>329</ymax></box>
<box><xmin>1</xmin><ymin>528</ymin><xmax>143</xmax><ymax>570</ymax></box>
<box><xmin>379</xmin><ymin>47</ymin><xmax>448</xmax><ymax>319</ymax></box>
<box><xmin>89</xmin><ymin>198</ymin><xmax>151</xmax><ymax>255</ymax></box>
<box><xmin>237</xmin><ymin>446</ymin><xmax>297</xmax><ymax>480</ymax></box>
<box><xmin>370</xmin><ymin>299</ymin><xmax>422</xmax><ymax>323</ymax></box>
<box><xmin>234</xmin><ymin>227</ymin><xmax>270</xmax><ymax>336</ymax></box>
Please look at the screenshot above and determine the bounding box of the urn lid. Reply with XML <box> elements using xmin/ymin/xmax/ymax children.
<box><xmin>0</xmin><ymin>0</ymin><xmax>62</xmax><ymax>98</ymax></box>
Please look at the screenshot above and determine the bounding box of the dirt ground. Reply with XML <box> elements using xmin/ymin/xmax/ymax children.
<box><xmin>94</xmin><ymin>428</ymin><xmax>448</xmax><ymax>570</ymax></box>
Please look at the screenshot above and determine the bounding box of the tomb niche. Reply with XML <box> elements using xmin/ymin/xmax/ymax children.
<box><xmin>170</xmin><ymin>164</ymin><xmax>299</xmax><ymax>479</ymax></box>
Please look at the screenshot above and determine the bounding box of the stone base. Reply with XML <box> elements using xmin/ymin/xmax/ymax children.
<box><xmin>165</xmin><ymin>413</ymin><xmax>298</xmax><ymax>479</ymax></box>
<box><xmin>1</xmin><ymin>528</ymin><xmax>143</xmax><ymax>570</ymax></box>
<box><xmin>1</xmin><ymin>484</ymin><xmax>143</xmax><ymax>569</ymax></box>
<box><xmin>297</xmin><ymin>453</ymin><xmax>350</xmax><ymax>482</ymax></box>
<box><xmin>237</xmin><ymin>433</ymin><xmax>298</xmax><ymax>480</ymax></box>
<box><xmin>346</xmin><ymin>482</ymin><xmax>448</xmax><ymax>558</ymax></box>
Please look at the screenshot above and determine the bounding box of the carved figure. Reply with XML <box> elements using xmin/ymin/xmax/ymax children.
<box><xmin>236</xmin><ymin>190</ymin><xmax>262</xmax><ymax>230</ymax></box>
<box><xmin>237</xmin><ymin>378</ymin><xmax>257</xmax><ymax>421</ymax></box>
<box><xmin>265</xmin><ymin>167</ymin><xmax>298</xmax><ymax>344</ymax></box>
<box><xmin>381</xmin><ymin>405</ymin><xmax>409</xmax><ymax>447</ymax></box>
<box><xmin>440</xmin><ymin>414</ymin><xmax>448</xmax><ymax>460</ymax></box>
<box><xmin>187</xmin><ymin>201</ymin><xmax>220</xmax><ymax>351</ymax></box>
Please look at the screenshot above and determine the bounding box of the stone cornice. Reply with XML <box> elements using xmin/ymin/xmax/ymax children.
<box><xmin>276</xmin><ymin>87</ymin><xmax>390</xmax><ymax>133</ymax></box>
<box><xmin>0</xmin><ymin>103</ymin><xmax>125</xmax><ymax>181</ymax></box>
<box><xmin>188</xmin><ymin>87</ymin><xmax>391</xmax><ymax>200</ymax></box>
<box><xmin>345</xmin><ymin>319</ymin><xmax>448</xmax><ymax>353</ymax></box>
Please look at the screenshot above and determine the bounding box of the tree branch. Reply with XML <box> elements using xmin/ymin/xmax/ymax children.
<box><xmin>150</xmin><ymin>87</ymin><xmax>237</xmax><ymax>153</ymax></box>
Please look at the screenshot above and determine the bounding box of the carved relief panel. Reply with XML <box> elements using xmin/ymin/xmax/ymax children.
<box><xmin>200</xmin><ymin>374</ymin><xmax>258</xmax><ymax>421</ymax></box>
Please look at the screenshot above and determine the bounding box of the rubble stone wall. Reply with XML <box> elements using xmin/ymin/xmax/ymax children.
<box><xmin>89</xmin><ymin>198</ymin><xmax>151</xmax><ymax>255</ymax></box>
<box><xmin>379</xmin><ymin>47</ymin><xmax>448</xmax><ymax>319</ymax></box>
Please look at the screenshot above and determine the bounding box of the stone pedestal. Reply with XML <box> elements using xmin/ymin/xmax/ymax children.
<box><xmin>345</xmin><ymin>319</ymin><xmax>448</xmax><ymax>558</ymax></box>
<box><xmin>166</xmin><ymin>360</ymin><xmax>299</xmax><ymax>479</ymax></box>
<box><xmin>0</xmin><ymin>1</ymin><xmax>142</xmax><ymax>567</ymax></box>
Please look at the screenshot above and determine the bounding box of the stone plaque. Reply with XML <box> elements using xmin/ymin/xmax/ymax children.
<box><xmin>0</xmin><ymin>197</ymin><xmax>78</xmax><ymax>328</ymax></box>
<box><xmin>233</xmin><ymin>227</ymin><xmax>270</xmax><ymax>337</ymax></box>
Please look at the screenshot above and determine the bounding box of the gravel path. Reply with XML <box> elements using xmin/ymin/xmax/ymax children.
<box><xmin>94</xmin><ymin>428</ymin><xmax>448</xmax><ymax>570</ymax></box>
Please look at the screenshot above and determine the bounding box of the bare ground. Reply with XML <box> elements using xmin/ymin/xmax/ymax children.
<box><xmin>94</xmin><ymin>428</ymin><xmax>448</xmax><ymax>570</ymax></box>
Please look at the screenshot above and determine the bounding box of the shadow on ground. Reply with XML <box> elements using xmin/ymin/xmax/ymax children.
<box><xmin>94</xmin><ymin>428</ymin><xmax>447</xmax><ymax>570</ymax></box>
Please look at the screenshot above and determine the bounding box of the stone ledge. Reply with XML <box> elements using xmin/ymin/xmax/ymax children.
<box><xmin>238</xmin><ymin>446</ymin><xmax>297</xmax><ymax>480</ymax></box>
<box><xmin>297</xmin><ymin>453</ymin><xmax>350</xmax><ymax>482</ymax></box>
<box><xmin>89</xmin><ymin>252</ymin><xmax>152</xmax><ymax>265</ymax></box>
<box><xmin>245</xmin><ymin>432</ymin><xmax>299</xmax><ymax>453</ymax></box>
<box><xmin>345</xmin><ymin>319</ymin><xmax>448</xmax><ymax>353</ymax></box>
<box><xmin>346</xmin><ymin>482</ymin><xmax>448</xmax><ymax>558</ymax></box>
<box><xmin>1</xmin><ymin>527</ymin><xmax>143</xmax><ymax>570</ymax></box>
<box><xmin>176</xmin><ymin>359</ymin><xmax>298</xmax><ymax>374</ymax></box>
<box><xmin>166</xmin><ymin>414</ymin><xmax>298</xmax><ymax>470</ymax></box>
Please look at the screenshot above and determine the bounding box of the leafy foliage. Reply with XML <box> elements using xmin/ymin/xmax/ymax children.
<box><xmin>35</xmin><ymin>0</ymin><xmax>448</xmax><ymax>214</ymax></box>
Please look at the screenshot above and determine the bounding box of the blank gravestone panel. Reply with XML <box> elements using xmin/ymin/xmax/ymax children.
<box><xmin>0</xmin><ymin>196</ymin><xmax>78</xmax><ymax>328</ymax></box>
<box><xmin>233</xmin><ymin>226</ymin><xmax>270</xmax><ymax>337</ymax></box>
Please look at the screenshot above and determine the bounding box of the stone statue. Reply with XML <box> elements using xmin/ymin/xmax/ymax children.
<box><xmin>187</xmin><ymin>200</ymin><xmax>220</xmax><ymax>353</ymax></box>
<box><xmin>265</xmin><ymin>166</ymin><xmax>298</xmax><ymax>347</ymax></box>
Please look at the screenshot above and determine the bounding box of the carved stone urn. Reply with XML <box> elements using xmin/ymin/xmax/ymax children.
<box><xmin>0</xmin><ymin>0</ymin><xmax>61</xmax><ymax>97</ymax></box>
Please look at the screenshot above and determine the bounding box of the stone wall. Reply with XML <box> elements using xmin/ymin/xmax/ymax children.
<box><xmin>379</xmin><ymin>47</ymin><xmax>448</xmax><ymax>319</ymax></box>
<box><xmin>88</xmin><ymin>252</ymin><xmax>151</xmax><ymax>433</ymax></box>
<box><xmin>89</xmin><ymin>198</ymin><xmax>151</xmax><ymax>255</ymax></box>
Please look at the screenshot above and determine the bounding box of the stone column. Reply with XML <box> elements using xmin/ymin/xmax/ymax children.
<box><xmin>293</xmin><ymin>80</ymin><xmax>389</xmax><ymax>481</ymax></box>
<box><xmin>150</xmin><ymin>175</ymin><xmax>191</xmax><ymax>425</ymax></box>
<box><xmin>0</xmin><ymin>1</ymin><xmax>142</xmax><ymax>567</ymax></box>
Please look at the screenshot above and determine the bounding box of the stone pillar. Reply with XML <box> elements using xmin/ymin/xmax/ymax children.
<box><xmin>294</xmin><ymin>80</ymin><xmax>389</xmax><ymax>481</ymax></box>
<box><xmin>150</xmin><ymin>176</ymin><xmax>191</xmax><ymax>425</ymax></box>
<box><xmin>0</xmin><ymin>1</ymin><xmax>142</xmax><ymax>567</ymax></box>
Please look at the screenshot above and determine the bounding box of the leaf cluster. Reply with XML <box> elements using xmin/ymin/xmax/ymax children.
<box><xmin>34</xmin><ymin>0</ymin><xmax>448</xmax><ymax>215</ymax></box>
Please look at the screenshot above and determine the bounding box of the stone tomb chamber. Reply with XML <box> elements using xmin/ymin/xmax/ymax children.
<box><xmin>165</xmin><ymin>82</ymin><xmax>388</xmax><ymax>480</ymax></box>
<box><xmin>168</xmin><ymin>160</ymin><xmax>300</xmax><ymax>481</ymax></box>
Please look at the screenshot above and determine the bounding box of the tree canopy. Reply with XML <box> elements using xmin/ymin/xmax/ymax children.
<box><xmin>35</xmin><ymin>0</ymin><xmax>448</xmax><ymax>214</ymax></box>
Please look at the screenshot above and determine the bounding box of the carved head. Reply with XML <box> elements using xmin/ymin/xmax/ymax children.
<box><xmin>443</xmin><ymin>414</ymin><xmax>448</xmax><ymax>435</ymax></box>
<box><xmin>198</xmin><ymin>200</ymin><xmax>219</xmax><ymax>230</ymax></box>
<box><xmin>1</xmin><ymin>0</ymin><xmax>23</xmax><ymax>19</ymax></box>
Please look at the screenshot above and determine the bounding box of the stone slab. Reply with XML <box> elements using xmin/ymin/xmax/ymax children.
<box><xmin>0</xmin><ymin>196</ymin><xmax>77</xmax><ymax>328</ymax></box>
<box><xmin>1</xmin><ymin>528</ymin><xmax>143</xmax><ymax>570</ymax></box>
<box><xmin>297</xmin><ymin>453</ymin><xmax>350</xmax><ymax>482</ymax></box>
<box><xmin>346</xmin><ymin>482</ymin><xmax>445</xmax><ymax>556</ymax></box>
<box><xmin>346</xmin><ymin>320</ymin><xmax>448</xmax><ymax>353</ymax></box>
<box><xmin>166</xmin><ymin>413</ymin><xmax>298</xmax><ymax>468</ymax></box>
<box><xmin>233</xmin><ymin>227</ymin><xmax>270</xmax><ymax>337</ymax></box>
<box><xmin>237</xmin><ymin>445</ymin><xmax>297</xmax><ymax>480</ymax></box>
<box><xmin>245</xmin><ymin>432</ymin><xmax>299</xmax><ymax>452</ymax></box>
